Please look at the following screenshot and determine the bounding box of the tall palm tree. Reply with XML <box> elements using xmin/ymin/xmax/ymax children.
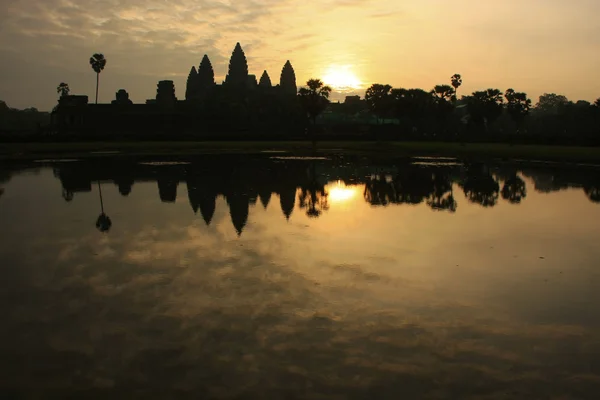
<box><xmin>56</xmin><ymin>82</ymin><xmax>70</xmax><ymax>97</ymax></box>
<box><xmin>451</xmin><ymin>74</ymin><xmax>462</xmax><ymax>101</ymax></box>
<box><xmin>89</xmin><ymin>53</ymin><xmax>107</xmax><ymax>104</ymax></box>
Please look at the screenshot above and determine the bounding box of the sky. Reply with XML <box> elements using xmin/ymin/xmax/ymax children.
<box><xmin>1</xmin><ymin>0</ymin><xmax>600</xmax><ymax>111</ymax></box>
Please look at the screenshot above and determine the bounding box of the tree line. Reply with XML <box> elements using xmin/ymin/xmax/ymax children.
<box><xmin>361</xmin><ymin>74</ymin><xmax>600</xmax><ymax>144</ymax></box>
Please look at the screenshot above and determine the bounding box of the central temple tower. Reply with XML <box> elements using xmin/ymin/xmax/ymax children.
<box><xmin>225</xmin><ymin>43</ymin><xmax>249</xmax><ymax>87</ymax></box>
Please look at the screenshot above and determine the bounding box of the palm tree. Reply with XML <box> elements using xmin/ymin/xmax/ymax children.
<box><xmin>451</xmin><ymin>74</ymin><xmax>463</xmax><ymax>101</ymax></box>
<box><xmin>298</xmin><ymin>78</ymin><xmax>332</xmax><ymax>126</ymax></box>
<box><xmin>89</xmin><ymin>53</ymin><xmax>107</xmax><ymax>104</ymax></box>
<box><xmin>56</xmin><ymin>82</ymin><xmax>70</xmax><ymax>97</ymax></box>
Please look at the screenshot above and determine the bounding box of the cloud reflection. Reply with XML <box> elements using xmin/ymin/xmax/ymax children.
<box><xmin>1</xmin><ymin>159</ymin><xmax>600</xmax><ymax>397</ymax></box>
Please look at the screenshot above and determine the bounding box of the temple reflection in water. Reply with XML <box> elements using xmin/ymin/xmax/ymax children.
<box><xmin>44</xmin><ymin>155</ymin><xmax>600</xmax><ymax>235</ymax></box>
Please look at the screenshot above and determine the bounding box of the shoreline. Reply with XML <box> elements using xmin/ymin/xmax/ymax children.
<box><xmin>1</xmin><ymin>141</ymin><xmax>600</xmax><ymax>164</ymax></box>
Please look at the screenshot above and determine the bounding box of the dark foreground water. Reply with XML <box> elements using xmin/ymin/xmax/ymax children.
<box><xmin>1</xmin><ymin>154</ymin><xmax>600</xmax><ymax>399</ymax></box>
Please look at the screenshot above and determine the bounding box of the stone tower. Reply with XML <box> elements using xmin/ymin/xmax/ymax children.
<box><xmin>197</xmin><ymin>54</ymin><xmax>215</xmax><ymax>89</ymax></box>
<box><xmin>225</xmin><ymin>43</ymin><xmax>248</xmax><ymax>87</ymax></box>
<box><xmin>156</xmin><ymin>80</ymin><xmax>177</xmax><ymax>106</ymax></box>
<box><xmin>280</xmin><ymin>60</ymin><xmax>297</xmax><ymax>95</ymax></box>
<box><xmin>259</xmin><ymin>70</ymin><xmax>272</xmax><ymax>88</ymax></box>
<box><xmin>185</xmin><ymin>66</ymin><xmax>198</xmax><ymax>100</ymax></box>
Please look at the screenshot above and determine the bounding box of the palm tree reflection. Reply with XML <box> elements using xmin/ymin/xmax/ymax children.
<box><xmin>95</xmin><ymin>181</ymin><xmax>112</xmax><ymax>233</ymax></box>
<box><xmin>298</xmin><ymin>162</ymin><xmax>329</xmax><ymax>218</ymax></box>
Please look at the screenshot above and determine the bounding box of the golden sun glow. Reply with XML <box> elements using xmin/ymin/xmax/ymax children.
<box><xmin>322</xmin><ymin>65</ymin><xmax>362</xmax><ymax>91</ymax></box>
<box><xmin>327</xmin><ymin>181</ymin><xmax>359</xmax><ymax>203</ymax></box>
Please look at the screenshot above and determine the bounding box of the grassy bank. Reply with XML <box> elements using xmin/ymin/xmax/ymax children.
<box><xmin>1</xmin><ymin>141</ymin><xmax>600</xmax><ymax>163</ymax></box>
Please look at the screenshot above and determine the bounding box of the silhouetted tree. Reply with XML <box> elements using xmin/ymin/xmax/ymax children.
<box><xmin>57</xmin><ymin>82</ymin><xmax>70</xmax><ymax>97</ymax></box>
<box><xmin>89</xmin><ymin>53</ymin><xmax>107</xmax><ymax>104</ymax></box>
<box><xmin>391</xmin><ymin>88</ymin><xmax>436</xmax><ymax>133</ymax></box>
<box><xmin>535</xmin><ymin>93</ymin><xmax>570</xmax><ymax>114</ymax></box>
<box><xmin>451</xmin><ymin>74</ymin><xmax>462</xmax><ymax>100</ymax></box>
<box><xmin>298</xmin><ymin>79</ymin><xmax>332</xmax><ymax>126</ymax></box>
<box><xmin>259</xmin><ymin>70</ymin><xmax>272</xmax><ymax>88</ymax></box>
<box><xmin>280</xmin><ymin>60</ymin><xmax>297</xmax><ymax>95</ymax></box>
<box><xmin>595</xmin><ymin>98</ymin><xmax>600</xmax><ymax>108</ymax></box>
<box><xmin>529</xmin><ymin>93</ymin><xmax>576</xmax><ymax>139</ymax></box>
<box><xmin>432</xmin><ymin>85</ymin><xmax>454</xmax><ymax>102</ymax></box>
<box><xmin>365</xmin><ymin>84</ymin><xmax>393</xmax><ymax>122</ymax></box>
<box><xmin>505</xmin><ymin>89</ymin><xmax>532</xmax><ymax>129</ymax></box>
<box><xmin>466</xmin><ymin>89</ymin><xmax>504</xmax><ymax>128</ymax></box>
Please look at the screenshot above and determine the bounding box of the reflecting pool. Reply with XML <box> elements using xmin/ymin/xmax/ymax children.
<box><xmin>1</xmin><ymin>154</ymin><xmax>600</xmax><ymax>398</ymax></box>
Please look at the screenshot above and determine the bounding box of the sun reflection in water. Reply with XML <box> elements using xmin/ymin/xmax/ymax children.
<box><xmin>327</xmin><ymin>181</ymin><xmax>359</xmax><ymax>203</ymax></box>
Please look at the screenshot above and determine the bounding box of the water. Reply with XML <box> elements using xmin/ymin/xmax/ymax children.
<box><xmin>1</xmin><ymin>154</ymin><xmax>600</xmax><ymax>398</ymax></box>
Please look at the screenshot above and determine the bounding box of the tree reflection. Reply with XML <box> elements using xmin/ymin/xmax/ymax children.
<box><xmin>95</xmin><ymin>181</ymin><xmax>112</xmax><ymax>233</ymax></box>
<box><xmin>501</xmin><ymin>172</ymin><xmax>527</xmax><ymax>204</ymax></box>
<box><xmin>461</xmin><ymin>164</ymin><xmax>500</xmax><ymax>207</ymax></box>
<box><xmin>364</xmin><ymin>175</ymin><xmax>395</xmax><ymax>206</ymax></box>
<box><xmin>427</xmin><ymin>172</ymin><xmax>457</xmax><ymax>212</ymax></box>
<box><xmin>394</xmin><ymin>166</ymin><xmax>434</xmax><ymax>205</ymax></box>
<box><xmin>584</xmin><ymin>185</ymin><xmax>600</xmax><ymax>203</ymax></box>
<box><xmin>298</xmin><ymin>163</ymin><xmax>329</xmax><ymax>218</ymax></box>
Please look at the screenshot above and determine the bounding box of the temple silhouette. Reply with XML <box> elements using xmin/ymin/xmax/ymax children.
<box><xmin>48</xmin><ymin>155</ymin><xmax>600</xmax><ymax>235</ymax></box>
<box><xmin>51</xmin><ymin>43</ymin><xmax>302</xmax><ymax>136</ymax></box>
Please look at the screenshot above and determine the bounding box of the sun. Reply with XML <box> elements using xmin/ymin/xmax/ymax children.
<box><xmin>322</xmin><ymin>65</ymin><xmax>362</xmax><ymax>91</ymax></box>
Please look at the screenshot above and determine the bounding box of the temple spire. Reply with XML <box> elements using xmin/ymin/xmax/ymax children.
<box><xmin>259</xmin><ymin>70</ymin><xmax>272</xmax><ymax>88</ymax></box>
<box><xmin>185</xmin><ymin>66</ymin><xmax>198</xmax><ymax>100</ymax></box>
<box><xmin>225</xmin><ymin>42</ymin><xmax>248</xmax><ymax>86</ymax></box>
<box><xmin>280</xmin><ymin>60</ymin><xmax>297</xmax><ymax>95</ymax></box>
<box><xmin>198</xmin><ymin>54</ymin><xmax>215</xmax><ymax>87</ymax></box>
